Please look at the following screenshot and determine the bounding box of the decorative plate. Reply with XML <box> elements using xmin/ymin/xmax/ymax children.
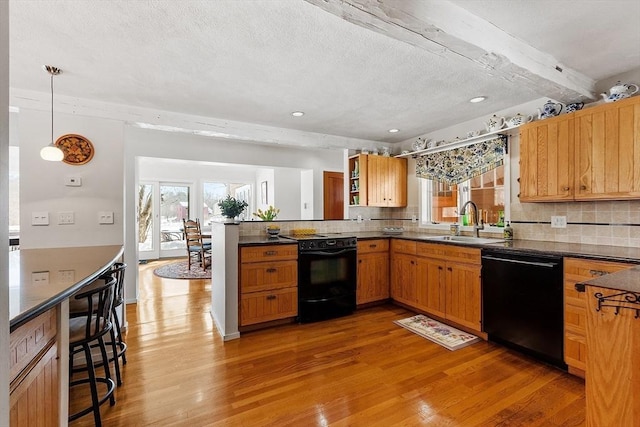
<box><xmin>55</xmin><ymin>134</ymin><xmax>94</xmax><ymax>165</ymax></box>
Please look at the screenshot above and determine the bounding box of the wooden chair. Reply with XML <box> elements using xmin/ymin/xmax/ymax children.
<box><xmin>183</xmin><ymin>218</ymin><xmax>211</xmax><ymax>270</ymax></box>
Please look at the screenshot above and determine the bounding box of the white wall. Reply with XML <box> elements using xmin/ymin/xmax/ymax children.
<box><xmin>0</xmin><ymin>0</ymin><xmax>10</xmax><ymax>421</ymax></box>
<box><xmin>274</xmin><ymin>168</ymin><xmax>302</xmax><ymax>220</ymax></box>
<box><xmin>255</xmin><ymin>168</ymin><xmax>275</xmax><ymax>216</ymax></box>
<box><xmin>18</xmin><ymin>109</ymin><xmax>124</xmax><ymax>249</ymax></box>
<box><xmin>300</xmin><ymin>169</ymin><xmax>314</xmax><ymax>220</ymax></box>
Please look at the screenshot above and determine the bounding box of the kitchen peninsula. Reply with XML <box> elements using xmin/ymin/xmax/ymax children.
<box><xmin>8</xmin><ymin>245</ymin><xmax>123</xmax><ymax>426</ymax></box>
<box><xmin>578</xmin><ymin>267</ymin><xmax>640</xmax><ymax>427</ymax></box>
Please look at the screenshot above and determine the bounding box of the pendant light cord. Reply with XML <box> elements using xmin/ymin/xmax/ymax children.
<box><xmin>50</xmin><ymin>72</ymin><xmax>54</xmax><ymax>145</ymax></box>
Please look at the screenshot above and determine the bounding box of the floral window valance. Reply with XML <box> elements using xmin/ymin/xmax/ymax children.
<box><xmin>415</xmin><ymin>136</ymin><xmax>507</xmax><ymax>185</ymax></box>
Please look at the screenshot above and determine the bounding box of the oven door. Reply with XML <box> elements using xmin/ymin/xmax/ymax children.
<box><xmin>298</xmin><ymin>247</ymin><xmax>357</xmax><ymax>322</ymax></box>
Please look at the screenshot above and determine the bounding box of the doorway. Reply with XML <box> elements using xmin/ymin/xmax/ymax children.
<box><xmin>138</xmin><ymin>182</ymin><xmax>192</xmax><ymax>260</ymax></box>
<box><xmin>323</xmin><ymin>171</ymin><xmax>344</xmax><ymax>220</ymax></box>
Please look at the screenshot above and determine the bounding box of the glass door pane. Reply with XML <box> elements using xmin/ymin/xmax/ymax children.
<box><xmin>160</xmin><ymin>184</ymin><xmax>190</xmax><ymax>254</ymax></box>
<box><xmin>138</xmin><ymin>183</ymin><xmax>155</xmax><ymax>254</ymax></box>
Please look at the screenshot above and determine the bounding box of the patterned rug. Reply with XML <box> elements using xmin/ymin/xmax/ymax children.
<box><xmin>153</xmin><ymin>260</ymin><xmax>211</xmax><ymax>280</ymax></box>
<box><xmin>394</xmin><ymin>314</ymin><xmax>480</xmax><ymax>351</ymax></box>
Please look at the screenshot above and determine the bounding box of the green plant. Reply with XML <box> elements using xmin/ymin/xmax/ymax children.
<box><xmin>217</xmin><ymin>195</ymin><xmax>248</xmax><ymax>219</ymax></box>
<box><xmin>253</xmin><ymin>205</ymin><xmax>280</xmax><ymax>221</ymax></box>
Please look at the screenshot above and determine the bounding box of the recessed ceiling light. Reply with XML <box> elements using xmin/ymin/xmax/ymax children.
<box><xmin>388</xmin><ymin>128</ymin><xmax>400</xmax><ymax>133</ymax></box>
<box><xmin>469</xmin><ymin>96</ymin><xmax>487</xmax><ymax>103</ymax></box>
<box><xmin>291</xmin><ymin>111</ymin><xmax>304</xmax><ymax>117</ymax></box>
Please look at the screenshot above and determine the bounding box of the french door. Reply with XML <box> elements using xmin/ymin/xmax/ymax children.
<box><xmin>138</xmin><ymin>182</ymin><xmax>192</xmax><ymax>260</ymax></box>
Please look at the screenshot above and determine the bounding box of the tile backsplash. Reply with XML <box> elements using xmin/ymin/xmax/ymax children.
<box><xmin>240</xmin><ymin>200</ymin><xmax>640</xmax><ymax>248</ymax></box>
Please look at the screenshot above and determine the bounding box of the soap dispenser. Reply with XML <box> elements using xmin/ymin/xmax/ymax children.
<box><xmin>503</xmin><ymin>222</ymin><xmax>513</xmax><ymax>240</ymax></box>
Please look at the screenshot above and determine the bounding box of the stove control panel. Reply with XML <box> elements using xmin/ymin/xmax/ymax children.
<box><xmin>298</xmin><ymin>237</ymin><xmax>357</xmax><ymax>251</ymax></box>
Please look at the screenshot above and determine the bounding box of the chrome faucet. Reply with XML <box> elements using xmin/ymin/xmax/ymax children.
<box><xmin>460</xmin><ymin>201</ymin><xmax>484</xmax><ymax>238</ymax></box>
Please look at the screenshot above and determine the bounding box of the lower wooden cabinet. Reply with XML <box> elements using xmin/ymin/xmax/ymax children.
<box><xmin>239</xmin><ymin>244</ymin><xmax>298</xmax><ymax>327</ymax></box>
<box><xmin>563</xmin><ymin>257</ymin><xmax>635</xmax><ymax>376</ymax></box>
<box><xmin>9</xmin><ymin>308</ymin><xmax>59</xmax><ymax>427</ymax></box>
<box><xmin>356</xmin><ymin>239</ymin><xmax>390</xmax><ymax>305</ymax></box>
<box><xmin>390</xmin><ymin>239</ymin><xmax>482</xmax><ymax>332</ymax></box>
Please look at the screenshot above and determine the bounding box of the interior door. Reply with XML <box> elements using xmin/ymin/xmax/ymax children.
<box><xmin>323</xmin><ymin>171</ymin><xmax>344</xmax><ymax>220</ymax></box>
<box><xmin>138</xmin><ymin>182</ymin><xmax>192</xmax><ymax>260</ymax></box>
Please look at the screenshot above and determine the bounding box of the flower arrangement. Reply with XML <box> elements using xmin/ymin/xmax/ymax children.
<box><xmin>253</xmin><ymin>205</ymin><xmax>280</xmax><ymax>221</ymax></box>
<box><xmin>217</xmin><ymin>195</ymin><xmax>248</xmax><ymax>219</ymax></box>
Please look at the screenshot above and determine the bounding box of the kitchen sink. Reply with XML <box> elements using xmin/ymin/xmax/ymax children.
<box><xmin>421</xmin><ymin>235</ymin><xmax>506</xmax><ymax>245</ymax></box>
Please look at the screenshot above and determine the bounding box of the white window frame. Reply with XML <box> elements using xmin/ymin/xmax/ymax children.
<box><xmin>419</xmin><ymin>153</ymin><xmax>510</xmax><ymax>234</ymax></box>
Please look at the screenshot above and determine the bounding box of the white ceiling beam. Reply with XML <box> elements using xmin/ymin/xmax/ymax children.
<box><xmin>306</xmin><ymin>0</ymin><xmax>596</xmax><ymax>101</ymax></box>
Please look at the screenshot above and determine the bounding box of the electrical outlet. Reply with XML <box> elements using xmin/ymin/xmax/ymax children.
<box><xmin>31</xmin><ymin>211</ymin><xmax>49</xmax><ymax>226</ymax></box>
<box><xmin>58</xmin><ymin>270</ymin><xmax>75</xmax><ymax>283</ymax></box>
<box><xmin>31</xmin><ymin>271</ymin><xmax>49</xmax><ymax>285</ymax></box>
<box><xmin>551</xmin><ymin>215</ymin><xmax>567</xmax><ymax>228</ymax></box>
<box><xmin>58</xmin><ymin>211</ymin><xmax>75</xmax><ymax>225</ymax></box>
<box><xmin>99</xmin><ymin>211</ymin><xmax>114</xmax><ymax>224</ymax></box>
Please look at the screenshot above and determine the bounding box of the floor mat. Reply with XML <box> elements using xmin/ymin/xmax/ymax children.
<box><xmin>394</xmin><ymin>314</ymin><xmax>480</xmax><ymax>351</ymax></box>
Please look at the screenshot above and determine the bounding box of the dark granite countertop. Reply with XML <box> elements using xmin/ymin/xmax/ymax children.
<box><xmin>579</xmin><ymin>265</ymin><xmax>640</xmax><ymax>294</ymax></box>
<box><xmin>239</xmin><ymin>231</ymin><xmax>640</xmax><ymax>263</ymax></box>
<box><xmin>9</xmin><ymin>245</ymin><xmax>124</xmax><ymax>331</ymax></box>
<box><xmin>238</xmin><ymin>235</ymin><xmax>299</xmax><ymax>246</ymax></box>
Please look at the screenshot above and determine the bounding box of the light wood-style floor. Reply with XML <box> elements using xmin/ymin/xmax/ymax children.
<box><xmin>70</xmin><ymin>259</ymin><xmax>586</xmax><ymax>426</ymax></box>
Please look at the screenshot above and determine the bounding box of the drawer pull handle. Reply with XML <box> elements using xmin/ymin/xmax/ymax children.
<box><xmin>589</xmin><ymin>269</ymin><xmax>607</xmax><ymax>277</ymax></box>
<box><xmin>266</xmin><ymin>268</ymin><xmax>277</xmax><ymax>273</ymax></box>
<box><xmin>562</xmin><ymin>186</ymin><xmax>570</xmax><ymax>191</ymax></box>
<box><xmin>369</xmin><ymin>244</ymin><xmax>377</xmax><ymax>248</ymax></box>
<box><xmin>264</xmin><ymin>251</ymin><xmax>277</xmax><ymax>256</ymax></box>
<box><xmin>266</xmin><ymin>295</ymin><xmax>277</xmax><ymax>300</ymax></box>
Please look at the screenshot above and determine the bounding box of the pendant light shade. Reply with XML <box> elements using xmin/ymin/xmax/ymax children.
<box><xmin>40</xmin><ymin>65</ymin><xmax>64</xmax><ymax>161</ymax></box>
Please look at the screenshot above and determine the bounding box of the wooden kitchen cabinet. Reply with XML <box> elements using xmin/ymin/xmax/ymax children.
<box><xmin>390</xmin><ymin>239</ymin><xmax>417</xmax><ymax>306</ymax></box>
<box><xmin>563</xmin><ymin>257</ymin><xmax>635</xmax><ymax>377</ymax></box>
<box><xmin>9</xmin><ymin>308</ymin><xmax>59</xmax><ymax>427</ymax></box>
<box><xmin>239</xmin><ymin>244</ymin><xmax>298</xmax><ymax>326</ymax></box>
<box><xmin>357</xmin><ymin>239</ymin><xmax>390</xmax><ymax>305</ymax></box>
<box><xmin>391</xmin><ymin>239</ymin><xmax>482</xmax><ymax>333</ymax></box>
<box><xmin>362</xmin><ymin>154</ymin><xmax>407</xmax><ymax>207</ymax></box>
<box><xmin>519</xmin><ymin>96</ymin><xmax>640</xmax><ymax>202</ymax></box>
<box><xmin>519</xmin><ymin>114</ymin><xmax>575</xmax><ymax>201</ymax></box>
<box><xmin>348</xmin><ymin>154</ymin><xmax>368</xmax><ymax>206</ymax></box>
<box><xmin>574</xmin><ymin>96</ymin><xmax>640</xmax><ymax>200</ymax></box>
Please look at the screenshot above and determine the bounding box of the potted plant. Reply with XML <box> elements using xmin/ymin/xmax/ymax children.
<box><xmin>254</xmin><ymin>206</ymin><xmax>281</xmax><ymax>237</ymax></box>
<box><xmin>217</xmin><ymin>195</ymin><xmax>248</xmax><ymax>222</ymax></box>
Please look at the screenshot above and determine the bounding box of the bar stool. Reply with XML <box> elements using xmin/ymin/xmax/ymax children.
<box><xmin>68</xmin><ymin>275</ymin><xmax>117</xmax><ymax>426</ymax></box>
<box><xmin>107</xmin><ymin>262</ymin><xmax>127</xmax><ymax>385</ymax></box>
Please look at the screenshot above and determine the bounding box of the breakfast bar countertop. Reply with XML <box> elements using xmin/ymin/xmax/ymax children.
<box><xmin>9</xmin><ymin>245</ymin><xmax>124</xmax><ymax>331</ymax></box>
<box><xmin>579</xmin><ymin>265</ymin><xmax>640</xmax><ymax>294</ymax></box>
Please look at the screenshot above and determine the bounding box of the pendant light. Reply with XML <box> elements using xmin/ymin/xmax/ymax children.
<box><xmin>40</xmin><ymin>65</ymin><xmax>64</xmax><ymax>161</ymax></box>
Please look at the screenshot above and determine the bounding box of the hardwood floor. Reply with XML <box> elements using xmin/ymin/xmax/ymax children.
<box><xmin>70</xmin><ymin>259</ymin><xmax>585</xmax><ymax>426</ymax></box>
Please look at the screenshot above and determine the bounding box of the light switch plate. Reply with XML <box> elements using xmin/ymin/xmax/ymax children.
<box><xmin>65</xmin><ymin>176</ymin><xmax>82</xmax><ymax>187</ymax></box>
<box><xmin>31</xmin><ymin>271</ymin><xmax>50</xmax><ymax>285</ymax></box>
<box><xmin>31</xmin><ymin>211</ymin><xmax>49</xmax><ymax>226</ymax></box>
<box><xmin>551</xmin><ymin>215</ymin><xmax>567</xmax><ymax>228</ymax></box>
<box><xmin>58</xmin><ymin>270</ymin><xmax>75</xmax><ymax>283</ymax></box>
<box><xmin>99</xmin><ymin>211</ymin><xmax>114</xmax><ymax>224</ymax></box>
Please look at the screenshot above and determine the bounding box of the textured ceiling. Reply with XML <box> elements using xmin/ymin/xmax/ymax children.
<box><xmin>9</xmin><ymin>0</ymin><xmax>640</xmax><ymax>144</ymax></box>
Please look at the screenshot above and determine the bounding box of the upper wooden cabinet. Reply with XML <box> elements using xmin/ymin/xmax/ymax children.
<box><xmin>519</xmin><ymin>114</ymin><xmax>575</xmax><ymax>201</ymax></box>
<box><xmin>519</xmin><ymin>96</ymin><xmax>640</xmax><ymax>202</ymax></box>
<box><xmin>349</xmin><ymin>154</ymin><xmax>407</xmax><ymax>207</ymax></box>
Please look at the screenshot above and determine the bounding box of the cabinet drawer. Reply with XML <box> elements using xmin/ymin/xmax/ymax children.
<box><xmin>416</xmin><ymin>242</ymin><xmax>481</xmax><ymax>265</ymax></box>
<box><xmin>240</xmin><ymin>260</ymin><xmax>297</xmax><ymax>293</ymax></box>
<box><xmin>357</xmin><ymin>239</ymin><xmax>389</xmax><ymax>254</ymax></box>
<box><xmin>564</xmin><ymin>258</ymin><xmax>634</xmax><ymax>304</ymax></box>
<box><xmin>9</xmin><ymin>308</ymin><xmax>57</xmax><ymax>384</ymax></box>
<box><xmin>240</xmin><ymin>244</ymin><xmax>298</xmax><ymax>262</ymax></box>
<box><xmin>240</xmin><ymin>287</ymin><xmax>298</xmax><ymax>326</ymax></box>
<box><xmin>565</xmin><ymin>303</ymin><xmax>587</xmax><ymax>334</ymax></box>
<box><xmin>391</xmin><ymin>239</ymin><xmax>416</xmax><ymax>255</ymax></box>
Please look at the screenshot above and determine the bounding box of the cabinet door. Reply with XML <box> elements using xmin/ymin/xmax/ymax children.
<box><xmin>367</xmin><ymin>155</ymin><xmax>387</xmax><ymax>206</ymax></box>
<box><xmin>357</xmin><ymin>252</ymin><xmax>390</xmax><ymax>304</ymax></box>
<box><xmin>386</xmin><ymin>157</ymin><xmax>407</xmax><ymax>207</ymax></box>
<box><xmin>415</xmin><ymin>257</ymin><xmax>446</xmax><ymax>318</ymax></box>
<box><xmin>390</xmin><ymin>252</ymin><xmax>416</xmax><ymax>306</ymax></box>
<box><xmin>445</xmin><ymin>262</ymin><xmax>482</xmax><ymax>331</ymax></box>
<box><xmin>574</xmin><ymin>96</ymin><xmax>640</xmax><ymax>200</ymax></box>
<box><xmin>519</xmin><ymin>115</ymin><xmax>574</xmax><ymax>201</ymax></box>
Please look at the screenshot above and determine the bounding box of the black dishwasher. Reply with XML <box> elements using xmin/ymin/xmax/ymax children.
<box><xmin>482</xmin><ymin>248</ymin><xmax>566</xmax><ymax>369</ymax></box>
